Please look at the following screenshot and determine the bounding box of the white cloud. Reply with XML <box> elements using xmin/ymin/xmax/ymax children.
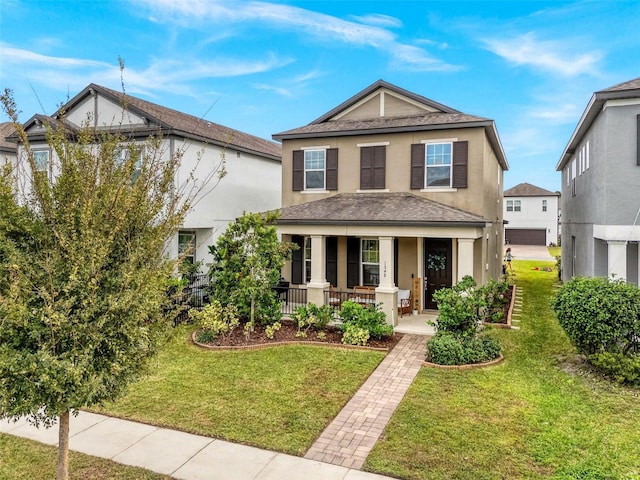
<box><xmin>1</xmin><ymin>44</ymin><xmax>111</xmax><ymax>69</ymax></box>
<box><xmin>131</xmin><ymin>0</ymin><xmax>458</xmax><ymax>72</ymax></box>
<box><xmin>529</xmin><ymin>103</ymin><xmax>580</xmax><ymax>123</ymax></box>
<box><xmin>482</xmin><ymin>32</ymin><xmax>602</xmax><ymax>77</ymax></box>
<box><xmin>350</xmin><ymin>13</ymin><xmax>402</xmax><ymax>28</ymax></box>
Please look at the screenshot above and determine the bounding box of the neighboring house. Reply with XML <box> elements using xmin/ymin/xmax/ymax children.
<box><xmin>0</xmin><ymin>122</ymin><xmax>17</xmax><ymax>167</ymax></box>
<box><xmin>556</xmin><ymin>77</ymin><xmax>640</xmax><ymax>284</ymax></box>
<box><xmin>272</xmin><ymin>80</ymin><xmax>508</xmax><ymax>324</ymax></box>
<box><xmin>9</xmin><ymin>84</ymin><xmax>282</xmax><ymax>268</ymax></box>
<box><xmin>503</xmin><ymin>182</ymin><xmax>559</xmax><ymax>245</ymax></box>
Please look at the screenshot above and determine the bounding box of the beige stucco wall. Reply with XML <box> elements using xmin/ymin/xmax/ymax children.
<box><xmin>281</xmin><ymin>127</ymin><xmax>500</xmax><ymax>222</ymax></box>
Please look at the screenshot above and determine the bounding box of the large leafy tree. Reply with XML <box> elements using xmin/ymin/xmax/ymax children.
<box><xmin>208</xmin><ymin>211</ymin><xmax>294</xmax><ymax>327</ymax></box>
<box><xmin>0</xmin><ymin>88</ymin><xmax>217</xmax><ymax>479</ymax></box>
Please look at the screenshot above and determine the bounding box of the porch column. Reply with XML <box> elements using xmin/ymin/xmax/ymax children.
<box><xmin>607</xmin><ymin>240</ymin><xmax>627</xmax><ymax>281</ymax></box>
<box><xmin>457</xmin><ymin>238</ymin><xmax>475</xmax><ymax>282</ymax></box>
<box><xmin>375</xmin><ymin>236</ymin><xmax>398</xmax><ymax>326</ymax></box>
<box><xmin>307</xmin><ymin>234</ymin><xmax>329</xmax><ymax>305</ymax></box>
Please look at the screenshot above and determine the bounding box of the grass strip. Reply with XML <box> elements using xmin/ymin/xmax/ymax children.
<box><xmin>0</xmin><ymin>433</ymin><xmax>170</xmax><ymax>480</ymax></box>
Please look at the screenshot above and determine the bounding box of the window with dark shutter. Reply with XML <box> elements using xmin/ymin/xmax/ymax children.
<box><xmin>452</xmin><ymin>141</ymin><xmax>468</xmax><ymax>188</ymax></box>
<box><xmin>291</xmin><ymin>235</ymin><xmax>304</xmax><ymax>284</ymax></box>
<box><xmin>292</xmin><ymin>150</ymin><xmax>304</xmax><ymax>191</ymax></box>
<box><xmin>347</xmin><ymin>237</ymin><xmax>360</xmax><ymax>289</ymax></box>
<box><xmin>410</xmin><ymin>144</ymin><xmax>425</xmax><ymax>189</ymax></box>
<box><xmin>360</xmin><ymin>146</ymin><xmax>386</xmax><ymax>189</ymax></box>
<box><xmin>326</xmin><ymin>148</ymin><xmax>338</xmax><ymax>190</ymax></box>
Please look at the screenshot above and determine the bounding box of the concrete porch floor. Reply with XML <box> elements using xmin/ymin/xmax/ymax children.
<box><xmin>395</xmin><ymin>310</ymin><xmax>437</xmax><ymax>335</ymax></box>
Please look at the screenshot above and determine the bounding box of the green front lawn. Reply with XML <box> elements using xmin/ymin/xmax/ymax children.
<box><xmin>0</xmin><ymin>434</ymin><xmax>170</xmax><ymax>480</ymax></box>
<box><xmin>366</xmin><ymin>260</ymin><xmax>640</xmax><ymax>479</ymax></box>
<box><xmin>94</xmin><ymin>329</ymin><xmax>384</xmax><ymax>455</ymax></box>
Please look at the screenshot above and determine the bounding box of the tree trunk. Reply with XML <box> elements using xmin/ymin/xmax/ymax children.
<box><xmin>57</xmin><ymin>410</ymin><xmax>70</xmax><ymax>480</ymax></box>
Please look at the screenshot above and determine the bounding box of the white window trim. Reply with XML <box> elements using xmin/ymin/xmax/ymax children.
<box><xmin>361</xmin><ymin>238</ymin><xmax>380</xmax><ymax>286</ymax></box>
<box><xmin>303</xmin><ymin>148</ymin><xmax>326</xmax><ymax>191</ymax></box>
<box><xmin>33</xmin><ymin>148</ymin><xmax>50</xmax><ymax>173</ymax></box>
<box><xmin>357</xmin><ymin>188</ymin><xmax>390</xmax><ymax>193</ymax></box>
<box><xmin>424</xmin><ymin>141</ymin><xmax>453</xmax><ymax>189</ymax></box>
<box><xmin>304</xmin><ymin>236</ymin><xmax>311</xmax><ymax>284</ymax></box>
<box><xmin>356</xmin><ymin>141</ymin><xmax>390</xmax><ymax>147</ymax></box>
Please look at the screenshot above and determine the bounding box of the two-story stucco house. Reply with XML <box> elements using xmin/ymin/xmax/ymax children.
<box><xmin>556</xmin><ymin>77</ymin><xmax>640</xmax><ymax>284</ymax></box>
<box><xmin>504</xmin><ymin>182</ymin><xmax>559</xmax><ymax>246</ymax></box>
<box><xmin>272</xmin><ymin>80</ymin><xmax>508</xmax><ymax>325</ymax></box>
<box><xmin>10</xmin><ymin>84</ymin><xmax>282</xmax><ymax>268</ymax></box>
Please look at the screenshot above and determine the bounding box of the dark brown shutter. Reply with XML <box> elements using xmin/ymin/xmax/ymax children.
<box><xmin>360</xmin><ymin>146</ymin><xmax>386</xmax><ymax>189</ymax></box>
<box><xmin>291</xmin><ymin>235</ymin><xmax>304</xmax><ymax>284</ymax></box>
<box><xmin>347</xmin><ymin>237</ymin><xmax>359</xmax><ymax>289</ymax></box>
<box><xmin>292</xmin><ymin>150</ymin><xmax>304</xmax><ymax>191</ymax></box>
<box><xmin>410</xmin><ymin>144</ymin><xmax>425</xmax><ymax>189</ymax></box>
<box><xmin>326</xmin><ymin>237</ymin><xmax>338</xmax><ymax>287</ymax></box>
<box><xmin>373</xmin><ymin>145</ymin><xmax>386</xmax><ymax>189</ymax></box>
<box><xmin>326</xmin><ymin>148</ymin><xmax>338</xmax><ymax>190</ymax></box>
<box><xmin>360</xmin><ymin>147</ymin><xmax>373</xmax><ymax>189</ymax></box>
<box><xmin>452</xmin><ymin>141</ymin><xmax>468</xmax><ymax>188</ymax></box>
<box><xmin>637</xmin><ymin>115</ymin><xmax>640</xmax><ymax>166</ymax></box>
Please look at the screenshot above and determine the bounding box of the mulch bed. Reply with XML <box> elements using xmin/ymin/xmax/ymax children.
<box><xmin>192</xmin><ymin>319</ymin><xmax>403</xmax><ymax>351</ymax></box>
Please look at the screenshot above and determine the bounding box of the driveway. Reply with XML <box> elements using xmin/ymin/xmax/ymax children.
<box><xmin>505</xmin><ymin>244</ymin><xmax>554</xmax><ymax>261</ymax></box>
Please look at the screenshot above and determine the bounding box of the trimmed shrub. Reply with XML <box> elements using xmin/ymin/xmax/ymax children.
<box><xmin>189</xmin><ymin>300</ymin><xmax>239</xmax><ymax>342</ymax></box>
<box><xmin>338</xmin><ymin>300</ymin><xmax>393</xmax><ymax>341</ymax></box>
<box><xmin>427</xmin><ymin>333</ymin><xmax>502</xmax><ymax>365</ymax></box>
<box><xmin>342</xmin><ymin>324</ymin><xmax>370</xmax><ymax>346</ymax></box>
<box><xmin>292</xmin><ymin>303</ymin><xmax>334</xmax><ymax>335</ymax></box>
<box><xmin>552</xmin><ymin>276</ymin><xmax>640</xmax><ymax>355</ymax></box>
<box><xmin>589</xmin><ymin>352</ymin><xmax>640</xmax><ymax>386</ymax></box>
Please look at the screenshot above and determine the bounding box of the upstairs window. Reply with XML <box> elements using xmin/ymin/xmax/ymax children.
<box><xmin>115</xmin><ymin>145</ymin><xmax>143</xmax><ymax>182</ymax></box>
<box><xmin>33</xmin><ymin>149</ymin><xmax>50</xmax><ymax>175</ymax></box>
<box><xmin>304</xmin><ymin>149</ymin><xmax>325</xmax><ymax>190</ymax></box>
<box><xmin>425</xmin><ymin>143</ymin><xmax>452</xmax><ymax>187</ymax></box>
<box><xmin>506</xmin><ymin>200</ymin><xmax>513</xmax><ymax>212</ymax></box>
<box><xmin>542</xmin><ymin>199</ymin><xmax>548</xmax><ymax>212</ymax></box>
<box><xmin>411</xmin><ymin>141</ymin><xmax>467</xmax><ymax>189</ymax></box>
<box><xmin>292</xmin><ymin>148</ymin><xmax>338</xmax><ymax>191</ymax></box>
<box><xmin>514</xmin><ymin>200</ymin><xmax>521</xmax><ymax>212</ymax></box>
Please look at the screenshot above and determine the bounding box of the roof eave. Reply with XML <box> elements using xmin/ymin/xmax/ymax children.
<box><xmin>276</xmin><ymin>219</ymin><xmax>489</xmax><ymax>228</ymax></box>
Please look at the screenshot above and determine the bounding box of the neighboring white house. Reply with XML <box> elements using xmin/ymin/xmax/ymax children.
<box><xmin>9</xmin><ymin>84</ymin><xmax>282</xmax><ymax>269</ymax></box>
<box><xmin>0</xmin><ymin>122</ymin><xmax>17</xmax><ymax>168</ymax></box>
<box><xmin>503</xmin><ymin>182</ymin><xmax>559</xmax><ymax>245</ymax></box>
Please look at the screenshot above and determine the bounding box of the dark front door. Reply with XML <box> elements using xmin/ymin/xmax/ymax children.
<box><xmin>424</xmin><ymin>239</ymin><xmax>453</xmax><ymax>310</ymax></box>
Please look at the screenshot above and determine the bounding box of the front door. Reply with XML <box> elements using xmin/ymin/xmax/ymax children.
<box><xmin>424</xmin><ymin>239</ymin><xmax>453</xmax><ymax>309</ymax></box>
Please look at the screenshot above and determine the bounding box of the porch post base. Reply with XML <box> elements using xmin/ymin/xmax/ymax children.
<box><xmin>307</xmin><ymin>282</ymin><xmax>330</xmax><ymax>306</ymax></box>
<box><xmin>375</xmin><ymin>286</ymin><xmax>398</xmax><ymax>327</ymax></box>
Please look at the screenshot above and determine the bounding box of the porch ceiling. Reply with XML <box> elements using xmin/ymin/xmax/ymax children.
<box><xmin>276</xmin><ymin>192</ymin><xmax>489</xmax><ymax>228</ymax></box>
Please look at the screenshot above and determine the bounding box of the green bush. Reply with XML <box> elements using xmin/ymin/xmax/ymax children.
<box><xmin>477</xmin><ymin>278</ymin><xmax>510</xmax><ymax>323</ymax></box>
<box><xmin>433</xmin><ymin>276</ymin><xmax>481</xmax><ymax>337</ymax></box>
<box><xmin>291</xmin><ymin>303</ymin><xmax>334</xmax><ymax>335</ymax></box>
<box><xmin>427</xmin><ymin>333</ymin><xmax>502</xmax><ymax>365</ymax></box>
<box><xmin>589</xmin><ymin>352</ymin><xmax>640</xmax><ymax>386</ymax></box>
<box><xmin>338</xmin><ymin>300</ymin><xmax>393</xmax><ymax>340</ymax></box>
<box><xmin>426</xmin><ymin>333</ymin><xmax>466</xmax><ymax>365</ymax></box>
<box><xmin>342</xmin><ymin>324</ymin><xmax>370</xmax><ymax>346</ymax></box>
<box><xmin>552</xmin><ymin>276</ymin><xmax>640</xmax><ymax>355</ymax></box>
<box><xmin>189</xmin><ymin>300</ymin><xmax>239</xmax><ymax>342</ymax></box>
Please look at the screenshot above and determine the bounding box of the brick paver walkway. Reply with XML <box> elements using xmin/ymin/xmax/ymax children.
<box><xmin>304</xmin><ymin>334</ymin><xmax>429</xmax><ymax>469</ymax></box>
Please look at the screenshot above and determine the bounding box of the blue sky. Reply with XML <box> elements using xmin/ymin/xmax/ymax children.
<box><xmin>1</xmin><ymin>0</ymin><xmax>639</xmax><ymax>192</ymax></box>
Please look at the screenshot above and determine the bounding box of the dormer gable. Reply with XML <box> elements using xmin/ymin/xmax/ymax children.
<box><xmin>311</xmin><ymin>80</ymin><xmax>460</xmax><ymax>124</ymax></box>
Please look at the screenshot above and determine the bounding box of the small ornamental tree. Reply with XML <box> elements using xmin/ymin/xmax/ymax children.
<box><xmin>208</xmin><ymin>211</ymin><xmax>295</xmax><ymax>327</ymax></box>
<box><xmin>0</xmin><ymin>86</ymin><xmax>220</xmax><ymax>480</ymax></box>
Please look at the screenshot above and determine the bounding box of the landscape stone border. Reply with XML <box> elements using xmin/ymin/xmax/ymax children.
<box><xmin>423</xmin><ymin>354</ymin><xmax>504</xmax><ymax>369</ymax></box>
<box><xmin>190</xmin><ymin>330</ymin><xmax>391</xmax><ymax>352</ymax></box>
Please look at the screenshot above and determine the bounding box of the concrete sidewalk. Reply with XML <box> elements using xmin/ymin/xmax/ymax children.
<box><xmin>1</xmin><ymin>411</ymin><xmax>393</xmax><ymax>480</ymax></box>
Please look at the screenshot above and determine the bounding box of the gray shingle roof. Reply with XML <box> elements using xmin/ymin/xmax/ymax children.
<box><xmin>57</xmin><ymin>84</ymin><xmax>281</xmax><ymax>161</ymax></box>
<box><xmin>273</xmin><ymin>112</ymin><xmax>490</xmax><ymax>138</ymax></box>
<box><xmin>277</xmin><ymin>192</ymin><xmax>489</xmax><ymax>226</ymax></box>
<box><xmin>504</xmin><ymin>182</ymin><xmax>559</xmax><ymax>197</ymax></box>
<box><xmin>0</xmin><ymin>122</ymin><xmax>17</xmax><ymax>152</ymax></box>
<box><xmin>599</xmin><ymin>76</ymin><xmax>640</xmax><ymax>93</ymax></box>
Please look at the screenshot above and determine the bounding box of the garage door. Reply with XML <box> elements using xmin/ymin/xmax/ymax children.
<box><xmin>505</xmin><ymin>229</ymin><xmax>546</xmax><ymax>245</ymax></box>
